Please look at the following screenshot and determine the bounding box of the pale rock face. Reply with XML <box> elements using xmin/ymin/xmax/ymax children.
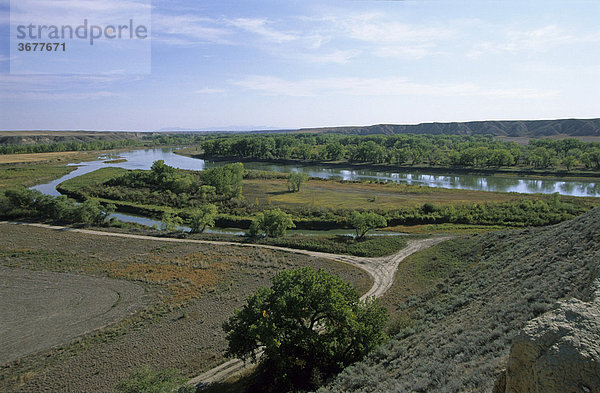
<box><xmin>495</xmin><ymin>279</ymin><xmax>600</xmax><ymax>393</ymax></box>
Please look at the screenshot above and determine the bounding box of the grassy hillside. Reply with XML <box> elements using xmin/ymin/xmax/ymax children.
<box><xmin>301</xmin><ymin>118</ymin><xmax>600</xmax><ymax>137</ymax></box>
<box><xmin>319</xmin><ymin>206</ymin><xmax>600</xmax><ymax>393</ymax></box>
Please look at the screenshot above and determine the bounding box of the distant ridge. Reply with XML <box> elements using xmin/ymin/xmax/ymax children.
<box><xmin>299</xmin><ymin>118</ymin><xmax>600</xmax><ymax>137</ymax></box>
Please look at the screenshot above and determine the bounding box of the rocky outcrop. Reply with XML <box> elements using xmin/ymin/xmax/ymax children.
<box><xmin>494</xmin><ymin>279</ymin><xmax>600</xmax><ymax>393</ymax></box>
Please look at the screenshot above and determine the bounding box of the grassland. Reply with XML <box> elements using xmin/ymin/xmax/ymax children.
<box><xmin>61</xmin><ymin>167</ymin><xmax>600</xmax><ymax>214</ymax></box>
<box><xmin>244</xmin><ymin>178</ymin><xmax>524</xmax><ymax>210</ymax></box>
<box><xmin>0</xmin><ymin>223</ymin><xmax>370</xmax><ymax>393</ymax></box>
<box><xmin>0</xmin><ymin>164</ymin><xmax>75</xmax><ymax>190</ymax></box>
<box><xmin>0</xmin><ymin>149</ymin><xmax>116</xmax><ymax>191</ymax></box>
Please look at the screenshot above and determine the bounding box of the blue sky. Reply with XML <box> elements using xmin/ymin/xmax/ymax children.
<box><xmin>1</xmin><ymin>0</ymin><xmax>600</xmax><ymax>131</ymax></box>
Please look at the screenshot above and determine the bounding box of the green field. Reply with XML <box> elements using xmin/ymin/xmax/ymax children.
<box><xmin>244</xmin><ymin>178</ymin><xmax>524</xmax><ymax>210</ymax></box>
<box><xmin>0</xmin><ymin>164</ymin><xmax>75</xmax><ymax>191</ymax></box>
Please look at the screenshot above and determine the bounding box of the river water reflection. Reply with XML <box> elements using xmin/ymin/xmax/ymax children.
<box><xmin>33</xmin><ymin>148</ymin><xmax>600</xmax><ymax>198</ymax></box>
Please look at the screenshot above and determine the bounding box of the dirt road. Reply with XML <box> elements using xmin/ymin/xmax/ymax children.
<box><xmin>0</xmin><ymin>221</ymin><xmax>449</xmax><ymax>387</ymax></box>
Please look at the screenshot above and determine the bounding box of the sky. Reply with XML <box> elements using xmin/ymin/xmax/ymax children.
<box><xmin>1</xmin><ymin>0</ymin><xmax>600</xmax><ymax>131</ymax></box>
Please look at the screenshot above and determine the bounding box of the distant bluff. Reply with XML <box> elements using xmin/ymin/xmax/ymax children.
<box><xmin>302</xmin><ymin>118</ymin><xmax>600</xmax><ymax>137</ymax></box>
<box><xmin>320</xmin><ymin>206</ymin><xmax>600</xmax><ymax>393</ymax></box>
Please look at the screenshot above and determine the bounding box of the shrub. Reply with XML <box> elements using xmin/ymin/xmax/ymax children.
<box><xmin>248</xmin><ymin>208</ymin><xmax>295</xmax><ymax>237</ymax></box>
<box><xmin>116</xmin><ymin>366</ymin><xmax>194</xmax><ymax>393</ymax></box>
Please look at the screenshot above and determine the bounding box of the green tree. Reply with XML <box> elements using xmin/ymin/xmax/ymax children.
<box><xmin>188</xmin><ymin>204</ymin><xmax>217</xmax><ymax>234</ymax></box>
<box><xmin>287</xmin><ymin>171</ymin><xmax>308</xmax><ymax>192</ymax></box>
<box><xmin>248</xmin><ymin>208</ymin><xmax>295</xmax><ymax>237</ymax></box>
<box><xmin>200</xmin><ymin>162</ymin><xmax>244</xmax><ymax>198</ymax></box>
<box><xmin>159</xmin><ymin>209</ymin><xmax>183</xmax><ymax>231</ymax></box>
<box><xmin>325</xmin><ymin>142</ymin><xmax>345</xmax><ymax>160</ymax></box>
<box><xmin>117</xmin><ymin>366</ymin><xmax>194</xmax><ymax>393</ymax></box>
<box><xmin>350</xmin><ymin>211</ymin><xmax>387</xmax><ymax>240</ymax></box>
<box><xmin>74</xmin><ymin>199</ymin><xmax>115</xmax><ymax>225</ymax></box>
<box><xmin>149</xmin><ymin>160</ymin><xmax>179</xmax><ymax>188</ymax></box>
<box><xmin>222</xmin><ymin>267</ymin><xmax>388</xmax><ymax>391</ymax></box>
<box><xmin>561</xmin><ymin>155</ymin><xmax>578</xmax><ymax>171</ymax></box>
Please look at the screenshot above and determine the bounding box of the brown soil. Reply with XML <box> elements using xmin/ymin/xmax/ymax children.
<box><xmin>0</xmin><ymin>266</ymin><xmax>148</xmax><ymax>365</ymax></box>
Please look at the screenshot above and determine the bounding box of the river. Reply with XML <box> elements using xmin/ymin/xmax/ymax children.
<box><xmin>33</xmin><ymin>147</ymin><xmax>600</xmax><ymax>198</ymax></box>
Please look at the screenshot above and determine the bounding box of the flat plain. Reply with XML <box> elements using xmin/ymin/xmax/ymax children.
<box><xmin>0</xmin><ymin>223</ymin><xmax>370</xmax><ymax>393</ymax></box>
<box><xmin>0</xmin><ymin>266</ymin><xmax>148</xmax><ymax>365</ymax></box>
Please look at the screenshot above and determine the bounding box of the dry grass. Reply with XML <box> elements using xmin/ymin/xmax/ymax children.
<box><xmin>108</xmin><ymin>254</ymin><xmax>230</xmax><ymax>304</ymax></box>
<box><xmin>0</xmin><ymin>151</ymin><xmax>88</xmax><ymax>164</ymax></box>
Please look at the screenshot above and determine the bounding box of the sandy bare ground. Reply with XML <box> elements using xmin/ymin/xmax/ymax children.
<box><xmin>0</xmin><ymin>221</ymin><xmax>449</xmax><ymax>387</ymax></box>
<box><xmin>0</xmin><ymin>266</ymin><xmax>147</xmax><ymax>365</ymax></box>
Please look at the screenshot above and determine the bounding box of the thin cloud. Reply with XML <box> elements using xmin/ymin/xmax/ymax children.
<box><xmin>469</xmin><ymin>25</ymin><xmax>600</xmax><ymax>57</ymax></box>
<box><xmin>296</xmin><ymin>49</ymin><xmax>360</xmax><ymax>64</ymax></box>
<box><xmin>194</xmin><ymin>88</ymin><xmax>226</xmax><ymax>94</ymax></box>
<box><xmin>310</xmin><ymin>12</ymin><xmax>456</xmax><ymax>60</ymax></box>
<box><xmin>152</xmin><ymin>14</ymin><xmax>232</xmax><ymax>45</ymax></box>
<box><xmin>227</xmin><ymin>18</ymin><xmax>297</xmax><ymax>44</ymax></box>
<box><xmin>231</xmin><ymin>75</ymin><xmax>558</xmax><ymax>99</ymax></box>
<box><xmin>0</xmin><ymin>91</ymin><xmax>116</xmax><ymax>100</ymax></box>
<box><xmin>0</xmin><ymin>74</ymin><xmax>134</xmax><ymax>100</ymax></box>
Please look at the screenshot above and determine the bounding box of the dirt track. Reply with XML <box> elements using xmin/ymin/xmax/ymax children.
<box><xmin>2</xmin><ymin>221</ymin><xmax>447</xmax><ymax>301</ymax></box>
<box><xmin>0</xmin><ymin>266</ymin><xmax>147</xmax><ymax>365</ymax></box>
<box><xmin>0</xmin><ymin>221</ymin><xmax>449</xmax><ymax>388</ymax></box>
<box><xmin>188</xmin><ymin>236</ymin><xmax>450</xmax><ymax>387</ymax></box>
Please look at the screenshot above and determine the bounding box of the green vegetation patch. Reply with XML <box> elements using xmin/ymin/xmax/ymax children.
<box><xmin>0</xmin><ymin>164</ymin><xmax>75</xmax><ymax>191</ymax></box>
<box><xmin>254</xmin><ymin>234</ymin><xmax>408</xmax><ymax>258</ymax></box>
<box><xmin>58</xmin><ymin>164</ymin><xmax>599</xmax><ymax>234</ymax></box>
<box><xmin>58</xmin><ymin>167</ymin><xmax>127</xmax><ymax>193</ymax></box>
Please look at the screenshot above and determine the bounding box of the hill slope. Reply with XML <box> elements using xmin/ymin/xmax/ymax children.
<box><xmin>319</xmin><ymin>207</ymin><xmax>600</xmax><ymax>393</ymax></box>
<box><xmin>0</xmin><ymin>131</ymin><xmax>142</xmax><ymax>146</ymax></box>
<box><xmin>302</xmin><ymin>118</ymin><xmax>600</xmax><ymax>137</ymax></box>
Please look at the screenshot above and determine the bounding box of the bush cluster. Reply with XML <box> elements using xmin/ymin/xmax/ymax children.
<box><xmin>0</xmin><ymin>188</ymin><xmax>115</xmax><ymax>225</ymax></box>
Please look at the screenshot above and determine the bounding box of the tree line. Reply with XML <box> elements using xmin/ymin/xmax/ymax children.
<box><xmin>0</xmin><ymin>139</ymin><xmax>141</xmax><ymax>154</ymax></box>
<box><xmin>0</xmin><ymin>133</ymin><xmax>204</xmax><ymax>155</ymax></box>
<box><xmin>200</xmin><ymin>133</ymin><xmax>600</xmax><ymax>171</ymax></box>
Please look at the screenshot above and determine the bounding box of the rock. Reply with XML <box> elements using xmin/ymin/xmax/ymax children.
<box><xmin>496</xmin><ymin>283</ymin><xmax>600</xmax><ymax>393</ymax></box>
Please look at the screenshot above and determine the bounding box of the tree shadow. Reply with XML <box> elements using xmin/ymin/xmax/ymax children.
<box><xmin>196</xmin><ymin>369</ymin><xmax>265</xmax><ymax>393</ymax></box>
<box><xmin>266</xmin><ymin>190</ymin><xmax>293</xmax><ymax>196</ymax></box>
